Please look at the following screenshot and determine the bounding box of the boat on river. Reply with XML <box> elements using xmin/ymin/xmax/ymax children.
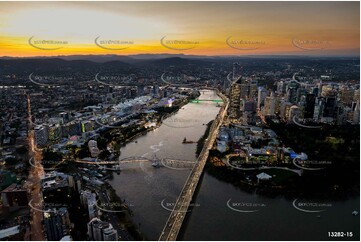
<box><xmin>182</xmin><ymin>137</ymin><xmax>196</xmax><ymax>144</ymax></box>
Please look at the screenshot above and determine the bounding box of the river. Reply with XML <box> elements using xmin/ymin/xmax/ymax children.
<box><xmin>108</xmin><ymin>90</ymin><xmax>359</xmax><ymax>241</ymax></box>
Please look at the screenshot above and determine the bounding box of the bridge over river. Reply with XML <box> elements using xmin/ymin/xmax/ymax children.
<box><xmin>158</xmin><ymin>91</ymin><xmax>229</xmax><ymax>241</ymax></box>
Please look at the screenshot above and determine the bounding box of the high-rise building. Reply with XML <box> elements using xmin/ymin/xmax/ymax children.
<box><xmin>88</xmin><ymin>218</ymin><xmax>118</xmax><ymax>241</ymax></box>
<box><xmin>313</xmin><ymin>98</ymin><xmax>325</xmax><ymax>122</ymax></box>
<box><xmin>341</xmin><ymin>86</ymin><xmax>354</xmax><ymax>105</ymax></box>
<box><xmin>276</xmin><ymin>81</ymin><xmax>285</xmax><ymax>95</ymax></box>
<box><xmin>263</xmin><ymin>92</ymin><xmax>276</xmax><ymax>116</ymax></box>
<box><xmin>312</xmin><ymin>86</ymin><xmax>319</xmax><ymax>97</ymax></box>
<box><xmin>152</xmin><ymin>85</ymin><xmax>160</xmax><ymax>97</ymax></box>
<box><xmin>317</xmin><ymin>80</ymin><xmax>323</xmax><ymax>97</ymax></box>
<box><xmin>34</xmin><ymin>125</ymin><xmax>49</xmax><ymax>147</ymax></box>
<box><xmin>44</xmin><ymin>207</ymin><xmax>71</xmax><ymax>241</ymax></box>
<box><xmin>1</xmin><ymin>184</ymin><xmax>28</xmax><ymax>212</ymax></box>
<box><xmin>323</xmin><ymin>97</ymin><xmax>336</xmax><ymax>118</ymax></box>
<box><xmin>249</xmin><ymin>80</ymin><xmax>258</xmax><ymax>99</ymax></box>
<box><xmin>286</xmin><ymin>86</ymin><xmax>298</xmax><ymax>104</ymax></box>
<box><xmin>80</xmin><ymin>190</ymin><xmax>97</xmax><ymax>220</ymax></box>
<box><xmin>257</xmin><ymin>87</ymin><xmax>267</xmax><ymax>110</ymax></box>
<box><xmin>296</xmin><ymin>88</ymin><xmax>308</xmax><ymax>103</ymax></box>
<box><xmin>244</xmin><ymin>100</ymin><xmax>257</xmax><ymax>112</ymax></box>
<box><xmin>353</xmin><ymin>100</ymin><xmax>360</xmax><ymax>124</ymax></box>
<box><xmin>48</xmin><ymin>124</ymin><xmax>62</xmax><ymax>142</ymax></box>
<box><xmin>304</xmin><ymin>94</ymin><xmax>316</xmax><ymax>119</ymax></box>
<box><xmin>239</xmin><ymin>83</ymin><xmax>250</xmax><ymax>99</ymax></box>
<box><xmin>280</xmin><ymin>101</ymin><xmax>292</xmax><ymax>120</ymax></box>
<box><xmin>228</xmin><ymin>81</ymin><xmax>242</xmax><ymax>120</ymax></box>
<box><xmin>41</xmin><ymin>171</ymin><xmax>71</xmax><ymax>206</ymax></box>
<box><xmin>335</xmin><ymin>104</ymin><xmax>346</xmax><ymax>125</ymax></box>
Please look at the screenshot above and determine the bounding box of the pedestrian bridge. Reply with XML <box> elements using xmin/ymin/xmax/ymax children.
<box><xmin>75</xmin><ymin>157</ymin><xmax>195</xmax><ymax>169</ymax></box>
<box><xmin>190</xmin><ymin>99</ymin><xmax>223</xmax><ymax>103</ymax></box>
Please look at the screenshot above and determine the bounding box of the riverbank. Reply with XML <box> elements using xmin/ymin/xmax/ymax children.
<box><xmin>95</xmin><ymin>91</ymin><xmax>202</xmax><ymax>239</ymax></box>
<box><xmin>103</xmin><ymin>92</ymin><xmax>200</xmax><ymax>152</ymax></box>
<box><xmin>205</xmin><ymin>148</ymin><xmax>359</xmax><ymax>200</ymax></box>
<box><xmin>196</xmin><ymin>121</ymin><xmax>213</xmax><ymax>157</ymax></box>
<box><xmin>106</xmin><ymin>89</ymin><xmax>222</xmax><ymax>239</ymax></box>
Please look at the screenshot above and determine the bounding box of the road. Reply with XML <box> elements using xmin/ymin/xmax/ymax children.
<box><xmin>26</xmin><ymin>94</ymin><xmax>45</xmax><ymax>241</ymax></box>
<box><xmin>159</xmin><ymin>90</ymin><xmax>229</xmax><ymax>241</ymax></box>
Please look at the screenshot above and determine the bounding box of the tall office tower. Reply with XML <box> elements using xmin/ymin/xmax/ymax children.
<box><xmin>353</xmin><ymin>99</ymin><xmax>360</xmax><ymax>124</ymax></box>
<box><xmin>257</xmin><ymin>87</ymin><xmax>268</xmax><ymax>110</ymax></box>
<box><xmin>288</xmin><ymin>87</ymin><xmax>297</xmax><ymax>104</ymax></box>
<box><xmin>312</xmin><ymin>87</ymin><xmax>319</xmax><ymax>97</ymax></box>
<box><xmin>249</xmin><ymin>80</ymin><xmax>258</xmax><ymax>98</ymax></box>
<box><xmin>313</xmin><ymin>98</ymin><xmax>325</xmax><ymax>122</ymax></box>
<box><xmin>277</xmin><ymin>80</ymin><xmax>285</xmax><ymax>95</ymax></box>
<box><xmin>239</xmin><ymin>82</ymin><xmax>250</xmax><ymax>99</ymax></box>
<box><xmin>285</xmin><ymin>81</ymin><xmax>299</xmax><ymax>104</ymax></box>
<box><xmin>323</xmin><ymin>97</ymin><xmax>336</xmax><ymax>118</ymax></box>
<box><xmin>336</xmin><ymin>104</ymin><xmax>346</xmax><ymax>125</ymax></box>
<box><xmin>80</xmin><ymin>190</ymin><xmax>97</xmax><ymax>220</ymax></box>
<box><xmin>317</xmin><ymin>80</ymin><xmax>323</xmax><ymax>97</ymax></box>
<box><xmin>88</xmin><ymin>218</ymin><xmax>118</xmax><ymax>241</ymax></box>
<box><xmin>280</xmin><ymin>101</ymin><xmax>293</xmax><ymax>120</ymax></box>
<box><xmin>153</xmin><ymin>85</ymin><xmax>160</xmax><ymax>97</ymax></box>
<box><xmin>304</xmin><ymin>93</ymin><xmax>316</xmax><ymax>119</ymax></box>
<box><xmin>228</xmin><ymin>81</ymin><xmax>242</xmax><ymax>120</ymax></box>
<box><xmin>44</xmin><ymin>207</ymin><xmax>71</xmax><ymax>241</ymax></box>
<box><xmin>275</xmin><ymin>97</ymin><xmax>283</xmax><ymax>115</ymax></box>
<box><xmin>296</xmin><ymin>88</ymin><xmax>308</xmax><ymax>103</ymax></box>
<box><xmin>34</xmin><ymin>125</ymin><xmax>49</xmax><ymax>147</ymax></box>
<box><xmin>263</xmin><ymin>92</ymin><xmax>276</xmax><ymax>116</ymax></box>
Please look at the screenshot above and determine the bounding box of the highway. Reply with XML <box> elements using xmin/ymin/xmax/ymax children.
<box><xmin>158</xmin><ymin>90</ymin><xmax>229</xmax><ymax>241</ymax></box>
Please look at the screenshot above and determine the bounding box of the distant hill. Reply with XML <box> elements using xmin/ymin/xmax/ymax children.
<box><xmin>134</xmin><ymin>57</ymin><xmax>213</xmax><ymax>67</ymax></box>
<box><xmin>0</xmin><ymin>58</ymin><xmax>133</xmax><ymax>75</ymax></box>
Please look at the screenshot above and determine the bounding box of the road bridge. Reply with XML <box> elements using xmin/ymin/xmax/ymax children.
<box><xmin>159</xmin><ymin>90</ymin><xmax>229</xmax><ymax>241</ymax></box>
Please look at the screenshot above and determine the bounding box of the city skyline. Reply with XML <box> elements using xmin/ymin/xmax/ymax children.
<box><xmin>0</xmin><ymin>1</ymin><xmax>359</xmax><ymax>241</ymax></box>
<box><xmin>0</xmin><ymin>1</ymin><xmax>359</xmax><ymax>57</ymax></box>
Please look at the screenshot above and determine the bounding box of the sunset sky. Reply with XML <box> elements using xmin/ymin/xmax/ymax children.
<box><xmin>0</xmin><ymin>1</ymin><xmax>359</xmax><ymax>57</ymax></box>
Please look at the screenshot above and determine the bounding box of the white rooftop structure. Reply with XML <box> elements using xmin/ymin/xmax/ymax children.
<box><xmin>256</xmin><ymin>172</ymin><xmax>272</xmax><ymax>180</ymax></box>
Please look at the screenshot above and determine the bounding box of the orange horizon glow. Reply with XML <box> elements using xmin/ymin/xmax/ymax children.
<box><xmin>0</xmin><ymin>2</ymin><xmax>359</xmax><ymax>57</ymax></box>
